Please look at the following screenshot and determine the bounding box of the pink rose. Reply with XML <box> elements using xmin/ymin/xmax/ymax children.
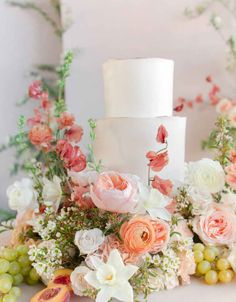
<box><xmin>225</xmin><ymin>163</ymin><xmax>236</xmax><ymax>190</ymax></box>
<box><xmin>192</xmin><ymin>209</ymin><xmax>236</xmax><ymax>246</ymax></box>
<box><xmin>28</xmin><ymin>124</ymin><xmax>52</xmax><ymax>150</ymax></box>
<box><xmin>156</xmin><ymin>125</ymin><xmax>168</xmax><ymax>144</ymax></box>
<box><xmin>90</xmin><ymin>172</ymin><xmax>139</xmax><ymax>213</ymax></box>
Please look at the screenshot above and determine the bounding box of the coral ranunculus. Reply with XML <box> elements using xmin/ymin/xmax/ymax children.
<box><xmin>192</xmin><ymin>209</ymin><xmax>236</xmax><ymax>246</ymax></box>
<box><xmin>120</xmin><ymin>216</ymin><xmax>170</xmax><ymax>255</ymax></box>
<box><xmin>146</xmin><ymin>151</ymin><xmax>169</xmax><ymax>172</ymax></box>
<box><xmin>56</xmin><ymin>139</ymin><xmax>86</xmax><ymax>172</ymax></box>
<box><xmin>156</xmin><ymin>125</ymin><xmax>168</xmax><ymax>144</ymax></box>
<box><xmin>29</xmin><ymin>124</ymin><xmax>52</xmax><ymax>149</ymax></box>
<box><xmin>152</xmin><ymin>175</ymin><xmax>173</xmax><ymax>196</ymax></box>
<box><xmin>225</xmin><ymin>163</ymin><xmax>236</xmax><ymax>190</ymax></box>
<box><xmin>90</xmin><ymin>172</ymin><xmax>139</xmax><ymax>213</ymax></box>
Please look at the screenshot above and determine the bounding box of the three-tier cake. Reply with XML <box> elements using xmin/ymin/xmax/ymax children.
<box><xmin>93</xmin><ymin>58</ymin><xmax>186</xmax><ymax>182</ymax></box>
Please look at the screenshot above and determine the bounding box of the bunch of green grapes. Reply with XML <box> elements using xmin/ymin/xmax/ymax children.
<box><xmin>0</xmin><ymin>245</ymin><xmax>40</xmax><ymax>302</ymax></box>
<box><xmin>193</xmin><ymin>243</ymin><xmax>234</xmax><ymax>285</ymax></box>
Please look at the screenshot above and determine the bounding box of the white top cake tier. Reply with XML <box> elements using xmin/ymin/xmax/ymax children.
<box><xmin>103</xmin><ymin>58</ymin><xmax>174</xmax><ymax>118</ymax></box>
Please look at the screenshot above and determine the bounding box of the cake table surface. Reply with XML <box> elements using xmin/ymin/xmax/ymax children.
<box><xmin>1</xmin><ymin>232</ymin><xmax>236</xmax><ymax>302</ymax></box>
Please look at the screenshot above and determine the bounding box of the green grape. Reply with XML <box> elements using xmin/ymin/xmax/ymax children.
<box><xmin>12</xmin><ymin>274</ymin><xmax>23</xmax><ymax>286</ymax></box>
<box><xmin>8</xmin><ymin>262</ymin><xmax>21</xmax><ymax>275</ymax></box>
<box><xmin>16</xmin><ymin>245</ymin><xmax>29</xmax><ymax>256</ymax></box>
<box><xmin>216</xmin><ymin>258</ymin><xmax>230</xmax><ymax>271</ymax></box>
<box><xmin>29</xmin><ymin>268</ymin><xmax>39</xmax><ymax>282</ymax></box>
<box><xmin>193</xmin><ymin>243</ymin><xmax>205</xmax><ymax>252</ymax></box>
<box><xmin>20</xmin><ymin>266</ymin><xmax>31</xmax><ymax>276</ymax></box>
<box><xmin>18</xmin><ymin>255</ymin><xmax>30</xmax><ymax>267</ymax></box>
<box><xmin>205</xmin><ymin>270</ymin><xmax>218</xmax><ymax>285</ymax></box>
<box><xmin>0</xmin><ymin>276</ymin><xmax>13</xmax><ymax>293</ymax></box>
<box><xmin>211</xmin><ymin>246</ymin><xmax>219</xmax><ymax>256</ymax></box>
<box><xmin>218</xmin><ymin>270</ymin><xmax>233</xmax><ymax>283</ymax></box>
<box><xmin>0</xmin><ymin>274</ymin><xmax>13</xmax><ymax>283</ymax></box>
<box><xmin>9</xmin><ymin>287</ymin><xmax>21</xmax><ymax>297</ymax></box>
<box><xmin>3</xmin><ymin>249</ymin><xmax>18</xmax><ymax>262</ymax></box>
<box><xmin>26</xmin><ymin>276</ymin><xmax>38</xmax><ymax>285</ymax></box>
<box><xmin>204</xmin><ymin>248</ymin><xmax>216</xmax><ymax>262</ymax></box>
<box><xmin>0</xmin><ymin>259</ymin><xmax>10</xmax><ymax>274</ymax></box>
<box><xmin>197</xmin><ymin>260</ymin><xmax>211</xmax><ymax>275</ymax></box>
<box><xmin>2</xmin><ymin>294</ymin><xmax>17</xmax><ymax>302</ymax></box>
<box><xmin>194</xmin><ymin>250</ymin><xmax>204</xmax><ymax>263</ymax></box>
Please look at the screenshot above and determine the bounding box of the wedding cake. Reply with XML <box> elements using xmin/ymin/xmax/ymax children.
<box><xmin>93</xmin><ymin>58</ymin><xmax>186</xmax><ymax>182</ymax></box>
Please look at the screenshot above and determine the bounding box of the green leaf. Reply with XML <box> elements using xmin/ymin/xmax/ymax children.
<box><xmin>0</xmin><ymin>209</ymin><xmax>16</xmax><ymax>222</ymax></box>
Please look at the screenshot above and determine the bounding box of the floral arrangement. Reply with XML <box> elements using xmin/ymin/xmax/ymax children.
<box><xmin>1</xmin><ymin>55</ymin><xmax>236</xmax><ymax>302</ymax></box>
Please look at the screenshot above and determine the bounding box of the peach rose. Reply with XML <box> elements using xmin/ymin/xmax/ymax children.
<box><xmin>225</xmin><ymin>163</ymin><xmax>236</xmax><ymax>190</ymax></box>
<box><xmin>192</xmin><ymin>209</ymin><xmax>236</xmax><ymax>246</ymax></box>
<box><xmin>90</xmin><ymin>172</ymin><xmax>139</xmax><ymax>213</ymax></box>
<box><xmin>28</xmin><ymin>124</ymin><xmax>52</xmax><ymax>149</ymax></box>
<box><xmin>146</xmin><ymin>151</ymin><xmax>169</xmax><ymax>172</ymax></box>
<box><xmin>120</xmin><ymin>216</ymin><xmax>170</xmax><ymax>255</ymax></box>
<box><xmin>151</xmin><ymin>175</ymin><xmax>173</xmax><ymax>196</ymax></box>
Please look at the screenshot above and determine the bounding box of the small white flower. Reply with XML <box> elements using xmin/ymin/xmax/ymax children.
<box><xmin>42</xmin><ymin>176</ymin><xmax>62</xmax><ymax>210</ymax></box>
<box><xmin>187</xmin><ymin>186</ymin><xmax>213</xmax><ymax>215</ymax></box>
<box><xmin>137</xmin><ymin>188</ymin><xmax>171</xmax><ymax>221</ymax></box>
<box><xmin>71</xmin><ymin>265</ymin><xmax>92</xmax><ymax>296</ymax></box>
<box><xmin>185</xmin><ymin>158</ymin><xmax>225</xmax><ymax>194</ymax></box>
<box><xmin>7</xmin><ymin>178</ymin><xmax>38</xmax><ymax>212</ymax></box>
<box><xmin>74</xmin><ymin>228</ymin><xmax>105</xmax><ymax>255</ymax></box>
<box><xmin>69</xmin><ymin>170</ymin><xmax>98</xmax><ymax>186</ymax></box>
<box><xmin>85</xmin><ymin>249</ymin><xmax>138</xmax><ymax>302</ymax></box>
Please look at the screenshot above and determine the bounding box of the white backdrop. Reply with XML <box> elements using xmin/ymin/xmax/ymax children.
<box><xmin>0</xmin><ymin>0</ymin><xmax>236</xmax><ymax>208</ymax></box>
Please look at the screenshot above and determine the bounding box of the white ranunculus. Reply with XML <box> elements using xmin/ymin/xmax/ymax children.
<box><xmin>70</xmin><ymin>265</ymin><xmax>92</xmax><ymax>296</ymax></box>
<box><xmin>7</xmin><ymin>178</ymin><xmax>37</xmax><ymax>212</ymax></box>
<box><xmin>74</xmin><ymin>228</ymin><xmax>105</xmax><ymax>255</ymax></box>
<box><xmin>42</xmin><ymin>176</ymin><xmax>62</xmax><ymax>208</ymax></box>
<box><xmin>185</xmin><ymin>158</ymin><xmax>225</xmax><ymax>194</ymax></box>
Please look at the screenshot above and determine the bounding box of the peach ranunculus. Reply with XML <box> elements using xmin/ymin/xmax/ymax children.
<box><xmin>90</xmin><ymin>172</ymin><xmax>139</xmax><ymax>213</ymax></box>
<box><xmin>65</xmin><ymin>125</ymin><xmax>84</xmax><ymax>143</ymax></box>
<box><xmin>56</xmin><ymin>139</ymin><xmax>86</xmax><ymax>172</ymax></box>
<box><xmin>29</xmin><ymin>124</ymin><xmax>52</xmax><ymax>150</ymax></box>
<box><xmin>151</xmin><ymin>175</ymin><xmax>173</xmax><ymax>196</ymax></box>
<box><xmin>120</xmin><ymin>216</ymin><xmax>170</xmax><ymax>255</ymax></box>
<box><xmin>57</xmin><ymin>112</ymin><xmax>75</xmax><ymax>129</ymax></box>
<box><xmin>225</xmin><ymin>163</ymin><xmax>236</xmax><ymax>190</ymax></box>
<box><xmin>146</xmin><ymin>151</ymin><xmax>169</xmax><ymax>172</ymax></box>
<box><xmin>156</xmin><ymin>125</ymin><xmax>168</xmax><ymax>144</ymax></box>
<box><xmin>216</xmin><ymin>98</ymin><xmax>232</xmax><ymax>115</ymax></box>
<box><xmin>192</xmin><ymin>209</ymin><xmax>236</xmax><ymax>246</ymax></box>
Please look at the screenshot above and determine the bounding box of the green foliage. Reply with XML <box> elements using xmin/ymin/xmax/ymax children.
<box><xmin>87</xmin><ymin>119</ymin><xmax>102</xmax><ymax>172</ymax></box>
<box><xmin>202</xmin><ymin>116</ymin><xmax>234</xmax><ymax>167</ymax></box>
<box><xmin>0</xmin><ymin>210</ymin><xmax>15</xmax><ymax>223</ymax></box>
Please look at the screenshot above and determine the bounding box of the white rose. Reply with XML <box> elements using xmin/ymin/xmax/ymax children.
<box><xmin>185</xmin><ymin>158</ymin><xmax>225</xmax><ymax>194</ymax></box>
<box><xmin>74</xmin><ymin>228</ymin><xmax>105</xmax><ymax>255</ymax></box>
<box><xmin>42</xmin><ymin>176</ymin><xmax>62</xmax><ymax>209</ymax></box>
<box><xmin>70</xmin><ymin>265</ymin><xmax>92</xmax><ymax>296</ymax></box>
<box><xmin>7</xmin><ymin>178</ymin><xmax>37</xmax><ymax>212</ymax></box>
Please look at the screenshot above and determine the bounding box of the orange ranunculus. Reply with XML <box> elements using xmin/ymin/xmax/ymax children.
<box><xmin>146</xmin><ymin>150</ymin><xmax>169</xmax><ymax>172</ymax></box>
<box><xmin>120</xmin><ymin>216</ymin><xmax>156</xmax><ymax>254</ymax></box>
<box><xmin>28</xmin><ymin>124</ymin><xmax>52</xmax><ymax>149</ymax></box>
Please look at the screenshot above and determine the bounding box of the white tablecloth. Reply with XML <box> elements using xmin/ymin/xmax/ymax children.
<box><xmin>1</xmin><ymin>232</ymin><xmax>236</xmax><ymax>302</ymax></box>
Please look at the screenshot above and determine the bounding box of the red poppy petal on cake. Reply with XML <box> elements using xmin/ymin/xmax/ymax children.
<box><xmin>156</xmin><ymin>125</ymin><xmax>168</xmax><ymax>144</ymax></box>
<box><xmin>146</xmin><ymin>150</ymin><xmax>169</xmax><ymax>172</ymax></box>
